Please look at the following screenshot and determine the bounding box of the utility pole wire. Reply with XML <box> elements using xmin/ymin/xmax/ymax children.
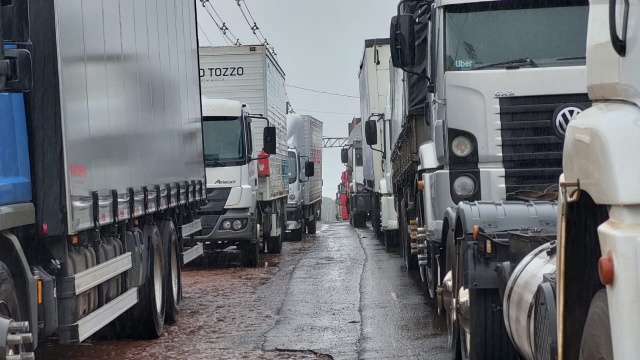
<box><xmin>234</xmin><ymin>0</ymin><xmax>276</xmax><ymax>56</ymax></box>
<box><xmin>200</xmin><ymin>0</ymin><xmax>240</xmax><ymax>45</ymax></box>
<box><xmin>287</xmin><ymin>84</ymin><xmax>360</xmax><ymax>99</ymax></box>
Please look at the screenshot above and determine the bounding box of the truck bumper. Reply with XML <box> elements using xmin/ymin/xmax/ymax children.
<box><xmin>351</xmin><ymin>192</ymin><xmax>371</xmax><ymax>215</ymax></box>
<box><xmin>597</xmin><ymin>205</ymin><xmax>640</xmax><ymax>360</ymax></box>
<box><xmin>286</xmin><ymin>205</ymin><xmax>303</xmax><ymax>231</ymax></box>
<box><xmin>195</xmin><ymin>209</ymin><xmax>254</xmax><ymax>242</ymax></box>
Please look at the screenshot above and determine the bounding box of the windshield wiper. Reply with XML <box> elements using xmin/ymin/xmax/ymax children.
<box><xmin>475</xmin><ymin>57</ymin><xmax>539</xmax><ymax>70</ymax></box>
<box><xmin>556</xmin><ymin>56</ymin><xmax>586</xmax><ymax>61</ymax></box>
<box><xmin>204</xmin><ymin>158</ymin><xmax>227</xmax><ymax>167</ymax></box>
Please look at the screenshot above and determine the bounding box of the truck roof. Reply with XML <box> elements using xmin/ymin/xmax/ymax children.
<box><xmin>201</xmin><ymin>98</ymin><xmax>243</xmax><ymax>117</ymax></box>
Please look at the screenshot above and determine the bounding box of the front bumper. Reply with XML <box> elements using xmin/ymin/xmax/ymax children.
<box><xmin>286</xmin><ymin>205</ymin><xmax>303</xmax><ymax>231</ymax></box>
<box><xmin>350</xmin><ymin>192</ymin><xmax>371</xmax><ymax>215</ymax></box>
<box><xmin>195</xmin><ymin>209</ymin><xmax>254</xmax><ymax>242</ymax></box>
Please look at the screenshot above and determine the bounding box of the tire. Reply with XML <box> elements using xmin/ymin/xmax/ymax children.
<box><xmin>354</xmin><ymin>213</ymin><xmax>366</xmax><ymax>228</ymax></box>
<box><xmin>307</xmin><ymin>217</ymin><xmax>317</xmax><ymax>234</ymax></box>
<box><xmin>240</xmin><ymin>241</ymin><xmax>259</xmax><ymax>267</ymax></box>
<box><xmin>384</xmin><ymin>230</ymin><xmax>395</xmax><ymax>253</ymax></box>
<box><xmin>133</xmin><ymin>224</ymin><xmax>165</xmax><ymax>339</ymax></box>
<box><xmin>459</xmin><ymin>289</ymin><xmax>517</xmax><ymax>360</ymax></box>
<box><xmin>160</xmin><ymin>220</ymin><xmax>181</xmax><ymax>325</ymax></box>
<box><xmin>579</xmin><ymin>290</ymin><xmax>613</xmax><ymax>360</ymax></box>
<box><xmin>267</xmin><ymin>212</ymin><xmax>283</xmax><ymax>254</ymax></box>
<box><xmin>425</xmin><ymin>242</ymin><xmax>437</xmax><ymax>299</ymax></box>
<box><xmin>0</xmin><ymin>261</ymin><xmax>24</xmax><ymax>356</ymax></box>
<box><xmin>290</xmin><ymin>227</ymin><xmax>303</xmax><ymax>242</ymax></box>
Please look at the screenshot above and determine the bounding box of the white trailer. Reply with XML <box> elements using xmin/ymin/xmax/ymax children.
<box><xmin>197</xmin><ymin>46</ymin><xmax>289</xmax><ymax>262</ymax></box>
<box><xmin>359</xmin><ymin>39</ymin><xmax>397</xmax><ymax>245</ymax></box>
<box><xmin>286</xmin><ymin>114</ymin><xmax>323</xmax><ymax>240</ymax></box>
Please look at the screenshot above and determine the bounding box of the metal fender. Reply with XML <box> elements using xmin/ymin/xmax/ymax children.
<box><xmin>563</xmin><ymin>102</ymin><xmax>640</xmax><ymax>205</ymax></box>
<box><xmin>455</xmin><ymin>201</ymin><xmax>558</xmax><ymax>235</ymax></box>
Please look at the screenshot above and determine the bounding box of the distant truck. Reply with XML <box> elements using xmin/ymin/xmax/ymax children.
<box><xmin>358</xmin><ymin>38</ymin><xmax>399</xmax><ymax>248</ymax></box>
<box><xmin>0</xmin><ymin>0</ymin><xmax>205</xmax><ymax>355</ymax></box>
<box><xmin>341</xmin><ymin>118</ymin><xmax>371</xmax><ymax>227</ymax></box>
<box><xmin>197</xmin><ymin>45</ymin><xmax>289</xmax><ymax>265</ymax></box>
<box><xmin>286</xmin><ymin>114</ymin><xmax>323</xmax><ymax>240</ymax></box>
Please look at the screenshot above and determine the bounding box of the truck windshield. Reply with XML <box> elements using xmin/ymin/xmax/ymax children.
<box><xmin>444</xmin><ymin>1</ymin><xmax>588</xmax><ymax>71</ymax></box>
<box><xmin>287</xmin><ymin>151</ymin><xmax>298</xmax><ymax>184</ymax></box>
<box><xmin>203</xmin><ymin>116</ymin><xmax>246</xmax><ymax>165</ymax></box>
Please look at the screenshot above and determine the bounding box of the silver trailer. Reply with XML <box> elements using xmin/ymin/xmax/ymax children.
<box><xmin>0</xmin><ymin>0</ymin><xmax>205</xmax><ymax>356</ymax></box>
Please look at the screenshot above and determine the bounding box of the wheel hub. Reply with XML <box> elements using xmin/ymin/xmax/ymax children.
<box><xmin>0</xmin><ymin>316</ymin><xmax>33</xmax><ymax>360</ymax></box>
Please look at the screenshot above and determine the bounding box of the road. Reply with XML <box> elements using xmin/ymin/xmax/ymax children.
<box><xmin>36</xmin><ymin>222</ymin><xmax>447</xmax><ymax>360</ymax></box>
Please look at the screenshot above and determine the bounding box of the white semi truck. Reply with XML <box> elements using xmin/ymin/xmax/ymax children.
<box><xmin>387</xmin><ymin>0</ymin><xmax>590</xmax><ymax>359</ymax></box>
<box><xmin>286</xmin><ymin>114</ymin><xmax>323</xmax><ymax>241</ymax></box>
<box><xmin>359</xmin><ymin>39</ymin><xmax>399</xmax><ymax>249</ymax></box>
<box><xmin>558</xmin><ymin>0</ymin><xmax>639</xmax><ymax>359</ymax></box>
<box><xmin>197</xmin><ymin>46</ymin><xmax>289</xmax><ymax>266</ymax></box>
<box><xmin>0</xmin><ymin>0</ymin><xmax>205</xmax><ymax>356</ymax></box>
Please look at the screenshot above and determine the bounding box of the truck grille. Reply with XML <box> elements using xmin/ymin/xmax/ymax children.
<box><xmin>499</xmin><ymin>94</ymin><xmax>590</xmax><ymax>194</ymax></box>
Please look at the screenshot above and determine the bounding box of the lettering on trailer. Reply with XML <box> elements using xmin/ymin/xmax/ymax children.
<box><xmin>215</xmin><ymin>180</ymin><xmax>236</xmax><ymax>185</ymax></box>
<box><xmin>199</xmin><ymin>67</ymin><xmax>245</xmax><ymax>82</ymax></box>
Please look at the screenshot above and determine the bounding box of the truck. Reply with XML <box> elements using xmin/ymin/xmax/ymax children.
<box><xmin>382</xmin><ymin>0</ymin><xmax>590</xmax><ymax>358</ymax></box>
<box><xmin>196</xmin><ymin>45</ymin><xmax>289</xmax><ymax>265</ymax></box>
<box><xmin>286</xmin><ymin>114</ymin><xmax>323</xmax><ymax>241</ymax></box>
<box><xmin>0</xmin><ymin>0</ymin><xmax>206</xmax><ymax>356</ymax></box>
<box><xmin>359</xmin><ymin>39</ymin><xmax>400</xmax><ymax>250</ymax></box>
<box><xmin>341</xmin><ymin>118</ymin><xmax>371</xmax><ymax>228</ymax></box>
<box><xmin>557</xmin><ymin>1</ymin><xmax>639</xmax><ymax>359</ymax></box>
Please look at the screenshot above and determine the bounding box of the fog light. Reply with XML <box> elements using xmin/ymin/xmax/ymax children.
<box><xmin>222</xmin><ymin>220</ymin><xmax>232</xmax><ymax>230</ymax></box>
<box><xmin>232</xmin><ymin>220</ymin><xmax>243</xmax><ymax>230</ymax></box>
<box><xmin>453</xmin><ymin>175</ymin><xmax>476</xmax><ymax>198</ymax></box>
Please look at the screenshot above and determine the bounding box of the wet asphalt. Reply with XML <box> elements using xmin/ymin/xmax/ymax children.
<box><xmin>35</xmin><ymin>221</ymin><xmax>447</xmax><ymax>359</ymax></box>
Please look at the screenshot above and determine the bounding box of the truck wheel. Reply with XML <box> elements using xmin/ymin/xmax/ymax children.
<box><xmin>0</xmin><ymin>262</ymin><xmax>26</xmax><ymax>356</ymax></box>
<box><xmin>240</xmin><ymin>242</ymin><xmax>259</xmax><ymax>267</ymax></box>
<box><xmin>134</xmin><ymin>225</ymin><xmax>165</xmax><ymax>339</ymax></box>
<box><xmin>354</xmin><ymin>214</ymin><xmax>366</xmax><ymax>228</ymax></box>
<box><xmin>307</xmin><ymin>217</ymin><xmax>317</xmax><ymax>234</ymax></box>
<box><xmin>267</xmin><ymin>214</ymin><xmax>283</xmax><ymax>253</ymax></box>
<box><xmin>290</xmin><ymin>227</ymin><xmax>303</xmax><ymax>242</ymax></box>
<box><xmin>459</xmin><ymin>289</ymin><xmax>517</xmax><ymax>360</ymax></box>
<box><xmin>160</xmin><ymin>221</ymin><xmax>181</xmax><ymax>325</ymax></box>
<box><xmin>579</xmin><ymin>290</ymin><xmax>613</xmax><ymax>360</ymax></box>
<box><xmin>384</xmin><ymin>230</ymin><xmax>395</xmax><ymax>253</ymax></box>
<box><xmin>425</xmin><ymin>242</ymin><xmax>437</xmax><ymax>299</ymax></box>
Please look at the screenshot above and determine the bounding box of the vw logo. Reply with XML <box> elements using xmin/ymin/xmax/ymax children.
<box><xmin>552</xmin><ymin>104</ymin><xmax>585</xmax><ymax>139</ymax></box>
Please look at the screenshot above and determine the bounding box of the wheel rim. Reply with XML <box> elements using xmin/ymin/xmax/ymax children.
<box><xmin>170</xmin><ymin>240</ymin><xmax>179</xmax><ymax>304</ymax></box>
<box><xmin>153</xmin><ymin>243</ymin><xmax>163</xmax><ymax>314</ymax></box>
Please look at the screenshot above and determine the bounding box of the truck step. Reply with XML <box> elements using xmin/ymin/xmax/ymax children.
<box><xmin>180</xmin><ymin>219</ymin><xmax>202</xmax><ymax>237</ymax></box>
<box><xmin>182</xmin><ymin>243</ymin><xmax>204</xmax><ymax>265</ymax></box>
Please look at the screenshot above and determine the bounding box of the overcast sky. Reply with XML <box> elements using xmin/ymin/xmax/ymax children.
<box><xmin>196</xmin><ymin>0</ymin><xmax>396</xmax><ymax>199</ymax></box>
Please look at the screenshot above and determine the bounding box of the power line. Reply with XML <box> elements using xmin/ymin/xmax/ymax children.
<box><xmin>200</xmin><ymin>0</ymin><xmax>241</xmax><ymax>45</ymax></box>
<box><xmin>198</xmin><ymin>23</ymin><xmax>213</xmax><ymax>46</ymax></box>
<box><xmin>287</xmin><ymin>84</ymin><xmax>360</xmax><ymax>99</ymax></box>
<box><xmin>234</xmin><ymin>0</ymin><xmax>276</xmax><ymax>56</ymax></box>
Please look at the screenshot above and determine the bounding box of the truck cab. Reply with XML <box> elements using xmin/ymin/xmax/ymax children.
<box><xmin>285</xmin><ymin>148</ymin><xmax>313</xmax><ymax>239</ymax></box>
<box><xmin>197</xmin><ymin>98</ymin><xmax>276</xmax><ymax>266</ymax></box>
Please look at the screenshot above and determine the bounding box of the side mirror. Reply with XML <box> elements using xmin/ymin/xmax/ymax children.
<box><xmin>365</xmin><ymin>119</ymin><xmax>378</xmax><ymax>146</ymax></box>
<box><xmin>0</xmin><ymin>48</ymin><xmax>32</xmax><ymax>92</ymax></box>
<box><xmin>305</xmin><ymin>161</ymin><xmax>315</xmax><ymax>177</ymax></box>
<box><xmin>263</xmin><ymin>126</ymin><xmax>277</xmax><ymax>155</ymax></box>
<box><xmin>390</xmin><ymin>14</ymin><xmax>416</xmax><ymax>69</ymax></box>
<box><xmin>341</xmin><ymin>148</ymin><xmax>349</xmax><ymax>164</ymax></box>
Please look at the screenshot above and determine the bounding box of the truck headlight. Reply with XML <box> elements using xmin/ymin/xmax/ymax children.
<box><xmin>232</xmin><ymin>220</ymin><xmax>243</xmax><ymax>230</ymax></box>
<box><xmin>453</xmin><ymin>175</ymin><xmax>476</xmax><ymax>198</ymax></box>
<box><xmin>452</xmin><ymin>136</ymin><xmax>473</xmax><ymax>157</ymax></box>
<box><xmin>222</xmin><ymin>220</ymin><xmax>232</xmax><ymax>230</ymax></box>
